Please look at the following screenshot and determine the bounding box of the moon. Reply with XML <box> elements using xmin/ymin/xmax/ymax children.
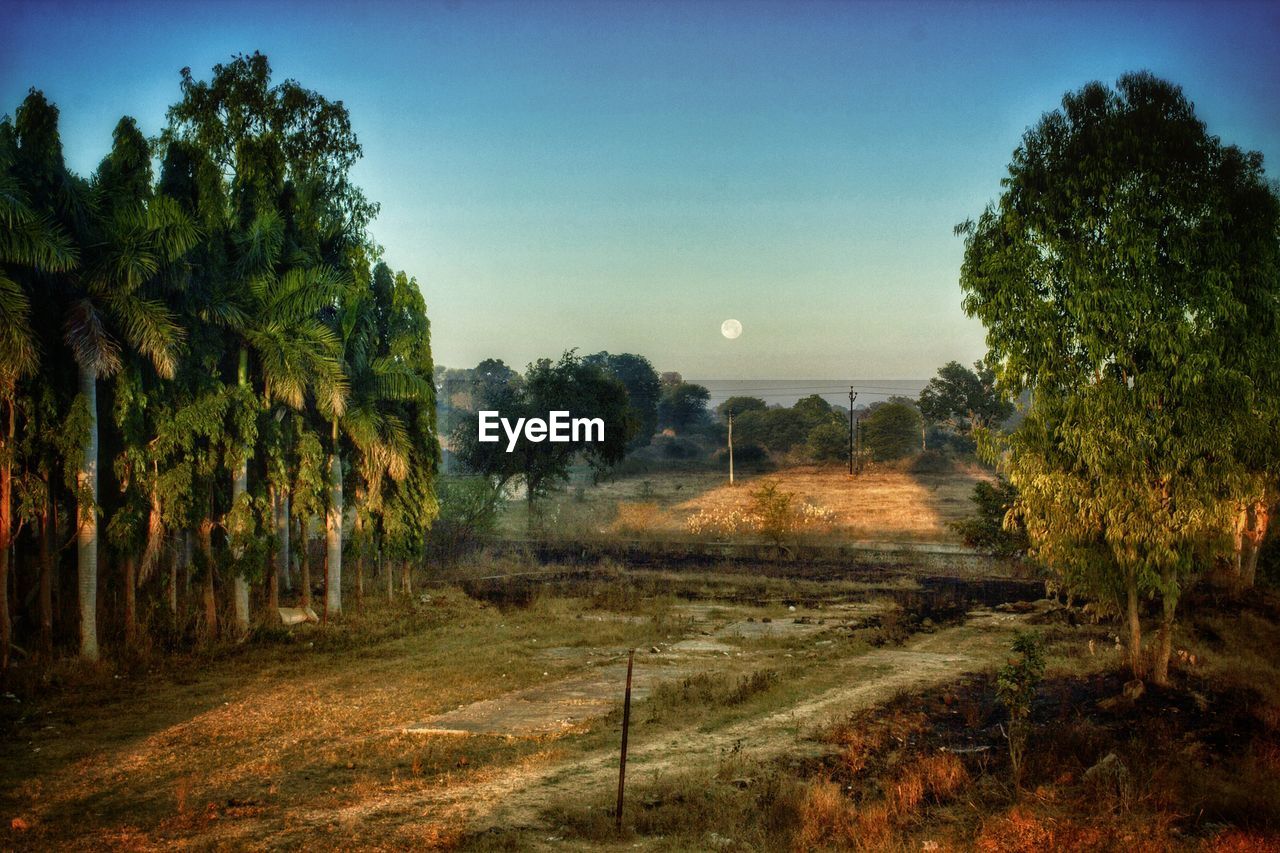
<box><xmin>721</xmin><ymin>318</ymin><xmax>743</xmax><ymax>340</ymax></box>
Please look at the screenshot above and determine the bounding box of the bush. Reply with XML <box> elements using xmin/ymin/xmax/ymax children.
<box><xmin>716</xmin><ymin>441</ymin><xmax>769</xmax><ymax>466</ymax></box>
<box><xmin>997</xmin><ymin>631</ymin><xmax>1045</xmax><ymax>788</ymax></box>
<box><xmin>429</xmin><ymin>476</ymin><xmax>501</xmax><ymax>562</ymax></box>
<box><xmin>862</xmin><ymin>402</ymin><xmax>923</xmax><ymax>461</ymax></box>
<box><xmin>950</xmin><ymin>476</ymin><xmax>1028</xmax><ymax>558</ymax></box>
<box><xmin>909</xmin><ymin>448</ymin><xmax>953</xmax><ymax>474</ymax></box>
<box><xmin>806</xmin><ymin>421</ymin><xmax>849</xmax><ymax>462</ymax></box>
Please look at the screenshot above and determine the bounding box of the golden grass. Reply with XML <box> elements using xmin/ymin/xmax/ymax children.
<box><xmin>497</xmin><ymin>464</ymin><xmax>992</xmax><ymax>544</ymax></box>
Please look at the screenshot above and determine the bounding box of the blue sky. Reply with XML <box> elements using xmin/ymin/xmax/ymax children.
<box><xmin>4</xmin><ymin>0</ymin><xmax>1279</xmax><ymax>378</ymax></box>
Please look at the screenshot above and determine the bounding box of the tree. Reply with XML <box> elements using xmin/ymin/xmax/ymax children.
<box><xmin>657</xmin><ymin>381</ymin><xmax>710</xmax><ymax>433</ymax></box>
<box><xmin>716</xmin><ymin>396</ymin><xmax>768</xmax><ymax>420</ymax></box>
<box><xmin>453</xmin><ymin>352</ymin><xmax>632</xmax><ymax>527</ymax></box>
<box><xmin>584</xmin><ymin>352</ymin><xmax>660</xmax><ymax>449</ymax></box>
<box><xmin>861</xmin><ymin>401</ymin><xmax>922</xmax><ymax>461</ymax></box>
<box><xmin>918</xmin><ymin>359</ymin><xmax>1013</xmax><ymax>436</ymax></box>
<box><xmin>163</xmin><ymin>53</ymin><xmax>357</xmax><ymax>630</ymax></box>
<box><xmin>958</xmin><ymin>72</ymin><xmax>1280</xmax><ymax>684</ymax></box>
<box><xmin>805</xmin><ymin>421</ymin><xmax>848</xmax><ymax>463</ymax></box>
<box><xmin>0</xmin><ymin>109</ymin><xmax>77</xmax><ymax>669</ymax></box>
<box><xmin>12</xmin><ymin>97</ymin><xmax>195</xmax><ymax>661</ymax></box>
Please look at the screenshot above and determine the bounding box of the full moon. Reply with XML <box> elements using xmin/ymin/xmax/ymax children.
<box><xmin>721</xmin><ymin>318</ymin><xmax>743</xmax><ymax>339</ymax></box>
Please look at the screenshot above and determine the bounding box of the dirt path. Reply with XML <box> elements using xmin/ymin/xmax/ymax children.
<box><xmin>218</xmin><ymin>609</ymin><xmax>1029</xmax><ymax>845</ymax></box>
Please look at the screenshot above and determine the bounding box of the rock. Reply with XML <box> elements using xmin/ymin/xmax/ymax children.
<box><xmin>788</xmin><ymin>605</ymin><xmax>796</xmax><ymax>612</ymax></box>
<box><xmin>1082</xmin><ymin>752</ymin><xmax>1131</xmax><ymax>800</ymax></box>
<box><xmin>1123</xmin><ymin>680</ymin><xmax>1145</xmax><ymax>701</ymax></box>
<box><xmin>650</xmin><ymin>646</ymin><xmax>660</xmax><ymax>654</ymax></box>
<box><xmin>278</xmin><ymin>606</ymin><xmax>319</xmax><ymax>626</ymax></box>
<box><xmin>729</xmin><ymin>777</ymin><xmax>753</xmax><ymax>789</ymax></box>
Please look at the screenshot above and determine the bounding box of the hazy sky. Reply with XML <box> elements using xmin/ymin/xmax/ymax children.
<box><xmin>4</xmin><ymin>1</ymin><xmax>1279</xmax><ymax>378</ymax></box>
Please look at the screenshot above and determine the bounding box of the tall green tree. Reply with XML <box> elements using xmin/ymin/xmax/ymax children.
<box><xmin>0</xmin><ymin>110</ymin><xmax>77</xmax><ymax>669</ymax></box>
<box><xmin>918</xmin><ymin>359</ymin><xmax>1013</xmax><ymax>436</ymax></box>
<box><xmin>163</xmin><ymin>53</ymin><xmax>360</xmax><ymax>630</ymax></box>
<box><xmin>958</xmin><ymin>72</ymin><xmax>1280</xmax><ymax>684</ymax></box>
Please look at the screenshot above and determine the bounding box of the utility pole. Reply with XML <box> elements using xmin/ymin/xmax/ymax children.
<box><xmin>848</xmin><ymin>388</ymin><xmax>858</xmax><ymax>476</ymax></box>
<box><xmin>728</xmin><ymin>410</ymin><xmax>735</xmax><ymax>486</ymax></box>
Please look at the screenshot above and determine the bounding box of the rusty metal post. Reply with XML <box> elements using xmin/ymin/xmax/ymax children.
<box><xmin>616</xmin><ymin>648</ymin><xmax>635</xmax><ymax>831</ymax></box>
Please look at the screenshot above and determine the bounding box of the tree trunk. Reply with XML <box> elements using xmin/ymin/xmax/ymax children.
<box><xmin>1125</xmin><ymin>573</ymin><xmax>1144</xmax><ymax>680</ymax></box>
<box><xmin>76</xmin><ymin>365</ymin><xmax>100</xmax><ymax>661</ymax></box>
<box><xmin>39</xmin><ymin>489</ymin><xmax>53</xmax><ymax>658</ymax></box>
<box><xmin>277</xmin><ymin>490</ymin><xmax>291</xmax><ymax>593</ymax></box>
<box><xmin>123</xmin><ymin>554</ymin><xmax>137</xmax><ymax>649</ymax></box>
<box><xmin>356</xmin><ymin>553</ymin><xmax>364</xmax><ymax>605</ymax></box>
<box><xmin>1241</xmin><ymin>501</ymin><xmax>1269</xmax><ymax>590</ymax></box>
<box><xmin>231</xmin><ymin>348</ymin><xmax>250</xmax><ymax>633</ymax></box>
<box><xmin>264</xmin><ymin>484</ymin><xmax>277</xmax><ymax>612</ymax></box>
<box><xmin>401</xmin><ymin>559</ymin><xmax>412</xmax><ymax>596</ymax></box>
<box><xmin>299</xmin><ymin>516</ymin><xmax>312</xmax><ymax>610</ymax></box>
<box><xmin>1152</xmin><ymin>568</ymin><xmax>1178</xmax><ymax>687</ymax></box>
<box><xmin>198</xmin><ymin>520</ymin><xmax>216</xmax><ymax>643</ymax></box>
<box><xmin>325</xmin><ymin>447</ymin><xmax>342</xmax><ymax>617</ymax></box>
<box><xmin>174</xmin><ymin>528</ymin><xmax>192</xmax><ymax>618</ymax></box>
<box><xmin>0</xmin><ymin>399</ymin><xmax>13</xmax><ymax>670</ymax></box>
<box><xmin>384</xmin><ymin>549</ymin><xmax>392</xmax><ymax>602</ymax></box>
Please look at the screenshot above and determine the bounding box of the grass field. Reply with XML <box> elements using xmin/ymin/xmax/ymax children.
<box><xmin>495</xmin><ymin>463</ymin><xmax>993</xmax><ymax>545</ymax></box>
<box><xmin>4</xmin><ymin>562</ymin><xmax>1278</xmax><ymax>850</ymax></box>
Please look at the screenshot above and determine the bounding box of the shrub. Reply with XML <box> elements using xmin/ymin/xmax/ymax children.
<box><xmin>951</xmin><ymin>476</ymin><xmax>1029</xmax><ymax>558</ymax></box>
<box><xmin>608</xmin><ymin>501</ymin><xmax>664</xmax><ymax>536</ymax></box>
<box><xmin>909</xmin><ymin>448</ymin><xmax>954</xmax><ymax>474</ymax></box>
<box><xmin>997</xmin><ymin>631</ymin><xmax>1045</xmax><ymax>788</ymax></box>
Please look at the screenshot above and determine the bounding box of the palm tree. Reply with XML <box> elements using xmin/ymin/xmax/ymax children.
<box><xmin>222</xmin><ymin>210</ymin><xmax>346</xmax><ymax>630</ymax></box>
<box><xmin>61</xmin><ymin>116</ymin><xmax>195</xmax><ymax>660</ymax></box>
<box><xmin>0</xmin><ymin>117</ymin><xmax>77</xmax><ymax>669</ymax></box>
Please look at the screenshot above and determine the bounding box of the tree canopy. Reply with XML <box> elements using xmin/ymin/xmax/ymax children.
<box><xmin>958</xmin><ymin>72</ymin><xmax>1280</xmax><ymax>684</ymax></box>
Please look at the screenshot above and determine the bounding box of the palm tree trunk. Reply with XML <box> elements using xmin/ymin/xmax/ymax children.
<box><xmin>277</xmin><ymin>490</ymin><xmax>291</xmax><ymax>592</ymax></box>
<box><xmin>401</xmin><ymin>559</ymin><xmax>412</xmax><ymax>596</ymax></box>
<box><xmin>39</xmin><ymin>487</ymin><xmax>54</xmax><ymax>658</ymax></box>
<box><xmin>0</xmin><ymin>399</ymin><xmax>12</xmax><ymax>671</ymax></box>
<box><xmin>298</xmin><ymin>515</ymin><xmax>312</xmax><ymax>610</ymax></box>
<box><xmin>198</xmin><ymin>519</ymin><xmax>216</xmax><ymax>643</ymax></box>
<box><xmin>384</xmin><ymin>548</ymin><xmax>392</xmax><ymax>602</ymax></box>
<box><xmin>325</xmin><ymin>441</ymin><xmax>342</xmax><ymax>617</ymax></box>
<box><xmin>231</xmin><ymin>348</ymin><xmax>250</xmax><ymax>633</ymax></box>
<box><xmin>123</xmin><ymin>555</ymin><xmax>137</xmax><ymax>649</ymax></box>
<box><xmin>76</xmin><ymin>364</ymin><xmax>100</xmax><ymax>661</ymax></box>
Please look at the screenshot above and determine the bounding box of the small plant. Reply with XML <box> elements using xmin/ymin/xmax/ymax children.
<box><xmin>996</xmin><ymin>631</ymin><xmax>1045</xmax><ymax>788</ymax></box>
<box><xmin>751</xmin><ymin>480</ymin><xmax>798</xmax><ymax>547</ymax></box>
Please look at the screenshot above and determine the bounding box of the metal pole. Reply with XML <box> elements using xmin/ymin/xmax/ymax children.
<box><xmin>728</xmin><ymin>411</ymin><xmax>734</xmax><ymax>486</ymax></box>
<box><xmin>848</xmin><ymin>388</ymin><xmax>857</xmax><ymax>476</ymax></box>
<box><xmin>616</xmin><ymin>648</ymin><xmax>635</xmax><ymax>831</ymax></box>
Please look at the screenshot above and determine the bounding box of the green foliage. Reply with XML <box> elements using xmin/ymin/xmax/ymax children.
<box><xmin>957</xmin><ymin>73</ymin><xmax>1280</xmax><ymax>680</ymax></box>
<box><xmin>453</xmin><ymin>352</ymin><xmax>633</xmax><ymax>515</ymax></box>
<box><xmin>918</xmin><ymin>358</ymin><xmax>1013</xmax><ymax>436</ymax></box>
<box><xmin>861</xmin><ymin>401</ymin><xmax>922</xmax><ymax>461</ymax></box>
<box><xmin>657</xmin><ymin>380</ymin><xmax>710</xmax><ymax>433</ymax></box>
<box><xmin>950</xmin><ymin>477</ymin><xmax>1028</xmax><ymax>558</ymax></box>
<box><xmin>996</xmin><ymin>632</ymin><xmax>1045</xmax><ymax>787</ymax></box>
<box><xmin>716</xmin><ymin>395</ymin><xmax>768</xmax><ymax>419</ymax></box>
<box><xmin>584</xmin><ymin>352</ymin><xmax>661</xmax><ymax>449</ymax></box>
<box><xmin>750</xmin><ymin>480</ymin><xmax>797</xmax><ymax>547</ymax></box>
<box><xmin>805</xmin><ymin>421</ymin><xmax>848</xmax><ymax>463</ymax></box>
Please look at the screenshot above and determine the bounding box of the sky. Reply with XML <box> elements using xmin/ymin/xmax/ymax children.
<box><xmin>4</xmin><ymin>1</ymin><xmax>1279</xmax><ymax>379</ymax></box>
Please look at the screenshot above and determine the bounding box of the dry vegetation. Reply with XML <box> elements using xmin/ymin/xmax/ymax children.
<box><xmin>4</xmin><ymin>562</ymin><xmax>1277</xmax><ymax>851</ymax></box>
<box><xmin>497</xmin><ymin>463</ymin><xmax>992</xmax><ymax>545</ymax></box>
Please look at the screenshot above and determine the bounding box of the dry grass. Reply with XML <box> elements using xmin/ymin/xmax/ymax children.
<box><xmin>497</xmin><ymin>464</ymin><xmax>992</xmax><ymax>544</ymax></box>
